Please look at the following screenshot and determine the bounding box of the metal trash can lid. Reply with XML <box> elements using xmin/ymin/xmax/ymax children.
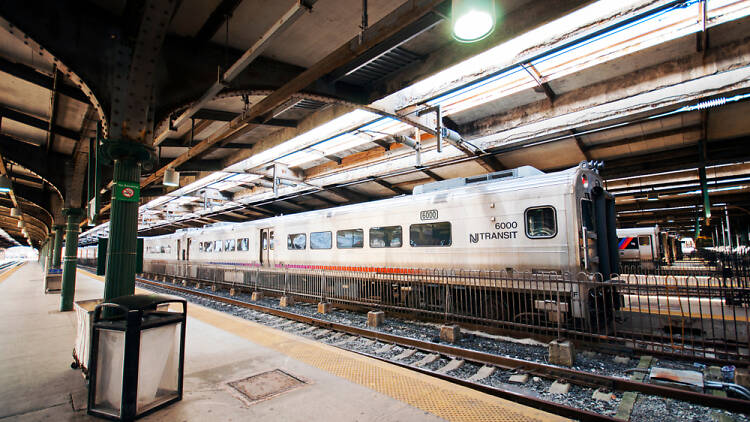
<box><xmin>104</xmin><ymin>294</ymin><xmax>183</xmax><ymax>312</ymax></box>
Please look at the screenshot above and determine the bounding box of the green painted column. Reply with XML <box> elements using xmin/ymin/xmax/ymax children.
<box><xmin>103</xmin><ymin>148</ymin><xmax>148</xmax><ymax>300</ymax></box>
<box><xmin>46</xmin><ymin>237</ymin><xmax>54</xmax><ymax>270</ymax></box>
<box><xmin>52</xmin><ymin>225</ymin><xmax>64</xmax><ymax>268</ymax></box>
<box><xmin>60</xmin><ymin>208</ymin><xmax>83</xmax><ymax>311</ymax></box>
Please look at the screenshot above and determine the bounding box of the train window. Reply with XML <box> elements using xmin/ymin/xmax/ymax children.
<box><xmin>369</xmin><ymin>226</ymin><xmax>402</xmax><ymax>248</ymax></box>
<box><xmin>337</xmin><ymin>229</ymin><xmax>364</xmax><ymax>249</ymax></box>
<box><xmin>270</xmin><ymin>231</ymin><xmax>275</xmax><ymax>250</ymax></box>
<box><xmin>225</xmin><ymin>239</ymin><xmax>236</xmax><ymax>252</ymax></box>
<box><xmin>238</xmin><ymin>238</ymin><xmax>249</xmax><ymax>251</ymax></box>
<box><xmin>409</xmin><ymin>222</ymin><xmax>451</xmax><ymax>247</ymax></box>
<box><xmin>638</xmin><ymin>236</ymin><xmax>651</xmax><ymax>246</ymax></box>
<box><xmin>618</xmin><ymin>237</ymin><xmax>639</xmax><ymax>250</ymax></box>
<box><xmin>310</xmin><ymin>231</ymin><xmax>332</xmax><ymax>249</ymax></box>
<box><xmin>287</xmin><ymin>233</ymin><xmax>306</xmax><ymax>250</ymax></box>
<box><xmin>159</xmin><ymin>246</ymin><xmax>165</xmax><ymax>253</ymax></box>
<box><xmin>581</xmin><ymin>200</ymin><xmax>594</xmax><ymax>230</ymax></box>
<box><xmin>198</xmin><ymin>242</ymin><xmax>204</xmax><ymax>252</ymax></box>
<box><xmin>204</xmin><ymin>241</ymin><xmax>213</xmax><ymax>252</ymax></box>
<box><xmin>215</xmin><ymin>240</ymin><xmax>223</xmax><ymax>252</ymax></box>
<box><xmin>525</xmin><ymin>206</ymin><xmax>557</xmax><ymax>238</ymax></box>
<box><xmin>262</xmin><ymin>232</ymin><xmax>268</xmax><ymax>250</ymax></box>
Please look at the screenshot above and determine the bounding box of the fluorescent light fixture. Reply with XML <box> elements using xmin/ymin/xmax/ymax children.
<box><xmin>452</xmin><ymin>0</ymin><xmax>496</xmax><ymax>42</ymax></box>
<box><xmin>0</xmin><ymin>175</ymin><xmax>11</xmax><ymax>193</ymax></box>
<box><xmin>163</xmin><ymin>168</ymin><xmax>180</xmax><ymax>187</ymax></box>
<box><xmin>10</xmin><ymin>207</ymin><xmax>20</xmax><ymax>217</ymax></box>
<box><xmin>647</xmin><ymin>193</ymin><xmax>659</xmax><ymax>201</ymax></box>
<box><xmin>17</xmin><ymin>220</ymin><xmax>24</xmax><ymax>228</ymax></box>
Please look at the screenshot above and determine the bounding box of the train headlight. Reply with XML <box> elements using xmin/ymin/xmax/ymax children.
<box><xmin>581</xmin><ymin>174</ymin><xmax>589</xmax><ymax>189</ymax></box>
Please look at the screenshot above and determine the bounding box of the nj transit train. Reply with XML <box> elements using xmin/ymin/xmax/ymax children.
<box><xmin>617</xmin><ymin>226</ymin><xmax>682</xmax><ymax>268</ymax></box>
<box><xmin>81</xmin><ymin>162</ymin><xmax>621</xmax><ymax>327</ymax></box>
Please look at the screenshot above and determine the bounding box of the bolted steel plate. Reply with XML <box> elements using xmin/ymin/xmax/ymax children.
<box><xmin>228</xmin><ymin>369</ymin><xmax>306</xmax><ymax>403</ymax></box>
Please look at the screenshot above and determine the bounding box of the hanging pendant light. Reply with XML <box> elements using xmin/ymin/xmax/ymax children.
<box><xmin>452</xmin><ymin>0</ymin><xmax>496</xmax><ymax>43</ymax></box>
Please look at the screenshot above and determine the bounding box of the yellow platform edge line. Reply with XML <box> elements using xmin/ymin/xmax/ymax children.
<box><xmin>79</xmin><ymin>268</ymin><xmax>568</xmax><ymax>422</ymax></box>
<box><xmin>0</xmin><ymin>262</ymin><xmax>26</xmax><ymax>285</ymax></box>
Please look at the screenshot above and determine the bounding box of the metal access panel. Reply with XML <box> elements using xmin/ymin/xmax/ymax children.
<box><xmin>97</xmin><ymin>238</ymin><xmax>108</xmax><ymax>276</ymax></box>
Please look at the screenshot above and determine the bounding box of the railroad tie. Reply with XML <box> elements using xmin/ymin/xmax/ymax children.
<box><xmin>436</xmin><ymin>359</ymin><xmax>464</xmax><ymax>374</ymax></box>
<box><xmin>333</xmin><ymin>335</ymin><xmax>355</xmax><ymax>346</ymax></box>
<box><xmin>375</xmin><ymin>344</ymin><xmax>394</xmax><ymax>354</ymax></box>
<box><xmin>393</xmin><ymin>349</ymin><xmax>417</xmax><ymax>360</ymax></box>
<box><xmin>467</xmin><ymin>365</ymin><xmax>496</xmax><ymax>382</ymax></box>
<box><xmin>313</xmin><ymin>329</ymin><xmax>331</xmax><ymax>338</ymax></box>
<box><xmin>328</xmin><ymin>332</ymin><xmax>346</xmax><ymax>341</ymax></box>
<box><xmin>614</xmin><ymin>355</ymin><xmax>653</xmax><ymax>420</ymax></box>
<box><xmin>361</xmin><ymin>338</ymin><xmax>376</xmax><ymax>346</ymax></box>
<box><xmin>297</xmin><ymin>326</ymin><xmax>317</xmax><ymax>335</ymax></box>
<box><xmin>414</xmin><ymin>353</ymin><xmax>439</xmax><ymax>367</ymax></box>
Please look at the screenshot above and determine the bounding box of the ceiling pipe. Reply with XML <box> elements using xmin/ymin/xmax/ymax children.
<box><xmin>153</xmin><ymin>0</ymin><xmax>316</xmax><ymax>146</ymax></box>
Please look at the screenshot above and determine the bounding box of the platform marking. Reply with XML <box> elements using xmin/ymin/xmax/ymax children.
<box><xmin>0</xmin><ymin>262</ymin><xmax>25</xmax><ymax>285</ymax></box>
<box><xmin>79</xmin><ymin>269</ymin><xmax>568</xmax><ymax>422</ymax></box>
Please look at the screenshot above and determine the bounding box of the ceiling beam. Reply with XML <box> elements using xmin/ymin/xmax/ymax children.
<box><xmin>419</xmin><ymin>168</ymin><xmax>444</xmax><ymax>181</ymax></box>
<box><xmin>372</xmin><ymin>178</ymin><xmax>408</xmax><ymax>195</ymax></box>
<box><xmin>191</xmin><ymin>108</ymin><xmax>298</xmax><ymax>128</ymax></box>
<box><xmin>158</xmin><ymin>139</ymin><xmax>254</xmax><ymax>149</ymax></box>
<box><xmin>194</xmin><ymin>0</ymin><xmax>244</xmax><ymax>41</ymax></box>
<box><xmin>0</xmin><ymin>105</ymin><xmax>80</xmax><ymax>141</ymax></box>
<box><xmin>45</xmin><ymin>67</ymin><xmax>60</xmax><ymax>153</ymax></box>
<box><xmin>0</xmin><ymin>57</ymin><xmax>90</xmax><ymax>104</ymax></box>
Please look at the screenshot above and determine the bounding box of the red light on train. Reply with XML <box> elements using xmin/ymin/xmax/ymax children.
<box><xmin>581</xmin><ymin>174</ymin><xmax>589</xmax><ymax>189</ymax></box>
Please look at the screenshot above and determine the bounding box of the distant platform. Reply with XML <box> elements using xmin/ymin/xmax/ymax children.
<box><xmin>0</xmin><ymin>262</ymin><xmax>566</xmax><ymax>422</ymax></box>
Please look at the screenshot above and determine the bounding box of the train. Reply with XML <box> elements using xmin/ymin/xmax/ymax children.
<box><xmin>616</xmin><ymin>226</ymin><xmax>683</xmax><ymax>268</ymax></box>
<box><xmin>80</xmin><ymin>162</ymin><xmax>621</xmax><ymax>329</ymax></box>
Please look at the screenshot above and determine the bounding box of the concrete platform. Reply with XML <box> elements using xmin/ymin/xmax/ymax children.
<box><xmin>0</xmin><ymin>262</ymin><xmax>566</xmax><ymax>422</ymax></box>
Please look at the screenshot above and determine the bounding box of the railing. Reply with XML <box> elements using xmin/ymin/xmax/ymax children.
<box><xmin>139</xmin><ymin>257</ymin><xmax>750</xmax><ymax>364</ymax></box>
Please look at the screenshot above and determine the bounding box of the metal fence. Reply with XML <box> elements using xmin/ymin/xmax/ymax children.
<box><xmin>140</xmin><ymin>258</ymin><xmax>750</xmax><ymax>364</ymax></box>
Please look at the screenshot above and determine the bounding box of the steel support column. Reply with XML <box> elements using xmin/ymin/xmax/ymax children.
<box><xmin>60</xmin><ymin>208</ymin><xmax>83</xmax><ymax>311</ymax></box>
<box><xmin>103</xmin><ymin>141</ymin><xmax>152</xmax><ymax>300</ymax></box>
<box><xmin>51</xmin><ymin>224</ymin><xmax>64</xmax><ymax>268</ymax></box>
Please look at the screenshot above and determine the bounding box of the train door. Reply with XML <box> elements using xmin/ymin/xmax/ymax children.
<box><xmin>580</xmin><ymin>199</ymin><xmax>599</xmax><ymax>273</ymax></box>
<box><xmin>259</xmin><ymin>228</ymin><xmax>275</xmax><ymax>266</ymax></box>
<box><xmin>638</xmin><ymin>235</ymin><xmax>653</xmax><ymax>261</ymax></box>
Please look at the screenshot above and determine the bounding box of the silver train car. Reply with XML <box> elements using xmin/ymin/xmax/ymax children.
<box><xmin>83</xmin><ymin>162</ymin><xmax>622</xmax><ymax>327</ymax></box>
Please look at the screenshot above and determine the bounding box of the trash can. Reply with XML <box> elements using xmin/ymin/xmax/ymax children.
<box><xmin>45</xmin><ymin>268</ymin><xmax>62</xmax><ymax>293</ymax></box>
<box><xmin>87</xmin><ymin>294</ymin><xmax>187</xmax><ymax>421</ymax></box>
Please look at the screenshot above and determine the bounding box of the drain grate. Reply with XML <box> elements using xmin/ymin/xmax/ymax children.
<box><xmin>228</xmin><ymin>369</ymin><xmax>306</xmax><ymax>404</ymax></box>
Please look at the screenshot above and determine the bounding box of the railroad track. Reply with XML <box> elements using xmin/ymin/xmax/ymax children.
<box><xmin>134</xmin><ymin>275</ymin><xmax>749</xmax><ymax>421</ymax></box>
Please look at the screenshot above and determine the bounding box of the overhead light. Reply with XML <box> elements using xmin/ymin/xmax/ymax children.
<box><xmin>452</xmin><ymin>0</ymin><xmax>496</xmax><ymax>43</ymax></box>
<box><xmin>0</xmin><ymin>175</ymin><xmax>12</xmax><ymax>193</ymax></box>
<box><xmin>163</xmin><ymin>168</ymin><xmax>180</xmax><ymax>187</ymax></box>
<box><xmin>17</xmin><ymin>220</ymin><xmax>24</xmax><ymax>228</ymax></box>
<box><xmin>647</xmin><ymin>193</ymin><xmax>659</xmax><ymax>201</ymax></box>
<box><xmin>10</xmin><ymin>207</ymin><xmax>20</xmax><ymax>217</ymax></box>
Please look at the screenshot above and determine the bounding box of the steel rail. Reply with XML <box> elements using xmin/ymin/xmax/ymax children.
<box><xmin>136</xmin><ymin>276</ymin><xmax>750</xmax><ymax>414</ymax></box>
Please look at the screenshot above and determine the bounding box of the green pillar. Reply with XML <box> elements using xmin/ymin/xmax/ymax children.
<box><xmin>103</xmin><ymin>141</ymin><xmax>151</xmax><ymax>301</ymax></box>
<box><xmin>60</xmin><ymin>208</ymin><xmax>83</xmax><ymax>311</ymax></box>
<box><xmin>52</xmin><ymin>225</ymin><xmax>64</xmax><ymax>268</ymax></box>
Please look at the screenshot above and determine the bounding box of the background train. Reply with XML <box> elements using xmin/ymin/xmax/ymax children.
<box><xmin>80</xmin><ymin>162</ymin><xmax>621</xmax><ymax>328</ymax></box>
<box><xmin>617</xmin><ymin>226</ymin><xmax>683</xmax><ymax>269</ymax></box>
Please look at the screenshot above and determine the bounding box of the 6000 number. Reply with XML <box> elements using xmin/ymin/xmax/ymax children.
<box><xmin>494</xmin><ymin>221</ymin><xmax>517</xmax><ymax>230</ymax></box>
<box><xmin>420</xmin><ymin>209</ymin><xmax>439</xmax><ymax>220</ymax></box>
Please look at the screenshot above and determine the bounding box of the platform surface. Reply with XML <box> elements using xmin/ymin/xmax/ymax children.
<box><xmin>0</xmin><ymin>262</ymin><xmax>566</xmax><ymax>422</ymax></box>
